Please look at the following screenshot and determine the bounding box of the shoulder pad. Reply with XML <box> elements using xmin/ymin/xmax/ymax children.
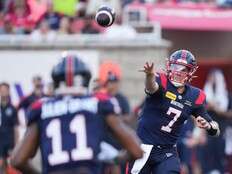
<box><xmin>195</xmin><ymin>89</ymin><xmax>206</xmax><ymax>105</ymax></box>
<box><xmin>94</xmin><ymin>92</ymin><xmax>111</xmax><ymax>101</ymax></box>
<box><xmin>30</xmin><ymin>99</ymin><xmax>43</xmax><ymax>110</ymax></box>
<box><xmin>157</xmin><ymin>72</ymin><xmax>167</xmax><ymax>90</ymax></box>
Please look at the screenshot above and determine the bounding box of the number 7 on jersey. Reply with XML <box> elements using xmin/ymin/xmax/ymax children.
<box><xmin>161</xmin><ymin>107</ymin><xmax>182</xmax><ymax>133</ymax></box>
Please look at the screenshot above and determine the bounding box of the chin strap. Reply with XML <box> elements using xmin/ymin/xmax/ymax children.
<box><xmin>170</xmin><ymin>81</ymin><xmax>184</xmax><ymax>87</ymax></box>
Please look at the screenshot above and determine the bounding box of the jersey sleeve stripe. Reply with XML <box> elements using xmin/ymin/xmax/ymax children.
<box><xmin>94</xmin><ymin>92</ymin><xmax>110</xmax><ymax>101</ymax></box>
<box><xmin>160</xmin><ymin>73</ymin><xmax>167</xmax><ymax>90</ymax></box>
<box><xmin>181</xmin><ymin>50</ymin><xmax>188</xmax><ymax>61</ymax></box>
<box><xmin>125</xmin><ymin>162</ymin><xmax>129</xmax><ymax>174</ymax></box>
<box><xmin>31</xmin><ymin>100</ymin><xmax>42</xmax><ymax>109</ymax></box>
<box><xmin>195</xmin><ymin>90</ymin><xmax>206</xmax><ymax>105</ymax></box>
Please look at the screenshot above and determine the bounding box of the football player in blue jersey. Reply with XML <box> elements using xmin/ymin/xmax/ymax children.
<box><xmin>130</xmin><ymin>49</ymin><xmax>220</xmax><ymax>174</ymax></box>
<box><xmin>10</xmin><ymin>55</ymin><xmax>143</xmax><ymax>174</ymax></box>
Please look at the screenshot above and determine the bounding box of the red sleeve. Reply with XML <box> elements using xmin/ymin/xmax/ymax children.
<box><xmin>94</xmin><ymin>91</ymin><xmax>111</xmax><ymax>101</ymax></box>
<box><xmin>159</xmin><ymin>73</ymin><xmax>168</xmax><ymax>90</ymax></box>
<box><xmin>27</xmin><ymin>100</ymin><xmax>42</xmax><ymax>126</ymax></box>
<box><xmin>195</xmin><ymin>90</ymin><xmax>206</xmax><ymax>105</ymax></box>
<box><xmin>193</xmin><ymin>90</ymin><xmax>212</xmax><ymax>122</ymax></box>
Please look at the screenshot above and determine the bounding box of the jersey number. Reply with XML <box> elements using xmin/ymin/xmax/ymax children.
<box><xmin>161</xmin><ymin>107</ymin><xmax>181</xmax><ymax>133</ymax></box>
<box><xmin>46</xmin><ymin>115</ymin><xmax>93</xmax><ymax>166</ymax></box>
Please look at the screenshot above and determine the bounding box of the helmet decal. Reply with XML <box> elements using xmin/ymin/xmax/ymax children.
<box><xmin>180</xmin><ymin>49</ymin><xmax>188</xmax><ymax>62</ymax></box>
<box><xmin>52</xmin><ymin>54</ymin><xmax>91</xmax><ymax>89</ymax></box>
<box><xmin>65</xmin><ymin>56</ymin><xmax>74</xmax><ymax>87</ymax></box>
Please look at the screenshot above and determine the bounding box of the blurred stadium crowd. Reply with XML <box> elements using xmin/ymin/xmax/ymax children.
<box><xmin>0</xmin><ymin>0</ymin><xmax>134</xmax><ymax>36</ymax></box>
<box><xmin>0</xmin><ymin>0</ymin><xmax>232</xmax><ymax>36</ymax></box>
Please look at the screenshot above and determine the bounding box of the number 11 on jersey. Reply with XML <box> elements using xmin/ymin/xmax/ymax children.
<box><xmin>161</xmin><ymin>107</ymin><xmax>182</xmax><ymax>133</ymax></box>
<box><xmin>46</xmin><ymin>115</ymin><xmax>93</xmax><ymax>166</ymax></box>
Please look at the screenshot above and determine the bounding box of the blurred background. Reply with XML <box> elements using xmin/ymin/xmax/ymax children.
<box><xmin>0</xmin><ymin>0</ymin><xmax>232</xmax><ymax>174</ymax></box>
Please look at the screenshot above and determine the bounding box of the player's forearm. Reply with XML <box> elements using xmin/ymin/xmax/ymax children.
<box><xmin>107</xmin><ymin>115</ymin><xmax>143</xmax><ymax>160</ymax></box>
<box><xmin>195</xmin><ymin>116</ymin><xmax>220</xmax><ymax>137</ymax></box>
<box><xmin>145</xmin><ymin>73</ymin><xmax>158</xmax><ymax>94</ymax></box>
<box><xmin>115</xmin><ymin>123</ymin><xmax>143</xmax><ymax>160</ymax></box>
<box><xmin>200</xmin><ymin>114</ymin><xmax>220</xmax><ymax>137</ymax></box>
<box><xmin>120</xmin><ymin>114</ymin><xmax>136</xmax><ymax>126</ymax></box>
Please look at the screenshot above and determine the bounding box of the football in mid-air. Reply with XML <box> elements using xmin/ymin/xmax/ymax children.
<box><xmin>95</xmin><ymin>6</ymin><xmax>115</xmax><ymax>27</ymax></box>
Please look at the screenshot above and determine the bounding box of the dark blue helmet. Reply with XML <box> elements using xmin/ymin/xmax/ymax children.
<box><xmin>167</xmin><ymin>49</ymin><xmax>198</xmax><ymax>87</ymax></box>
<box><xmin>51</xmin><ymin>55</ymin><xmax>91</xmax><ymax>89</ymax></box>
<box><xmin>169</xmin><ymin>49</ymin><xmax>197</xmax><ymax>68</ymax></box>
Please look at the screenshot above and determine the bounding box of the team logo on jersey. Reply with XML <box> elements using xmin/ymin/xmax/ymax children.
<box><xmin>165</xmin><ymin>91</ymin><xmax>177</xmax><ymax>101</ymax></box>
<box><xmin>171</xmin><ymin>100</ymin><xmax>184</xmax><ymax>109</ymax></box>
<box><xmin>184</xmin><ymin>100</ymin><xmax>192</xmax><ymax>106</ymax></box>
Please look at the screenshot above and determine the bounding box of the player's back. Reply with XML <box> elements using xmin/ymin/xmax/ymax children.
<box><xmin>28</xmin><ymin>94</ymin><xmax>114</xmax><ymax>174</ymax></box>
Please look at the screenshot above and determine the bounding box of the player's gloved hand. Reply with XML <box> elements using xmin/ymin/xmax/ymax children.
<box><xmin>196</xmin><ymin>116</ymin><xmax>220</xmax><ymax>136</ymax></box>
<box><xmin>196</xmin><ymin>116</ymin><xmax>211</xmax><ymax>130</ymax></box>
<box><xmin>139</xmin><ymin>62</ymin><xmax>155</xmax><ymax>76</ymax></box>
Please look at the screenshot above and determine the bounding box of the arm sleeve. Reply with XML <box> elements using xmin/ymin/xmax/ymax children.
<box><xmin>116</xmin><ymin>94</ymin><xmax>131</xmax><ymax>115</ymax></box>
<box><xmin>98</xmin><ymin>99</ymin><xmax>117</xmax><ymax>118</ymax></box>
<box><xmin>192</xmin><ymin>104</ymin><xmax>213</xmax><ymax>122</ymax></box>
<box><xmin>192</xmin><ymin>90</ymin><xmax>212</xmax><ymax>122</ymax></box>
<box><xmin>26</xmin><ymin>100</ymin><xmax>42</xmax><ymax>126</ymax></box>
<box><xmin>193</xmin><ymin>90</ymin><xmax>220</xmax><ymax>136</ymax></box>
<box><xmin>17</xmin><ymin>96</ymin><xmax>30</xmax><ymax>110</ymax></box>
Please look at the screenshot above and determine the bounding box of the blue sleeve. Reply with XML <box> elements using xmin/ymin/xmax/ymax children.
<box><xmin>192</xmin><ymin>104</ymin><xmax>212</xmax><ymax>122</ymax></box>
<box><xmin>18</xmin><ymin>96</ymin><xmax>30</xmax><ymax>110</ymax></box>
<box><xmin>115</xmin><ymin>94</ymin><xmax>130</xmax><ymax>115</ymax></box>
<box><xmin>192</xmin><ymin>90</ymin><xmax>212</xmax><ymax>122</ymax></box>
<box><xmin>98</xmin><ymin>99</ymin><xmax>117</xmax><ymax>118</ymax></box>
<box><xmin>26</xmin><ymin>100</ymin><xmax>42</xmax><ymax>126</ymax></box>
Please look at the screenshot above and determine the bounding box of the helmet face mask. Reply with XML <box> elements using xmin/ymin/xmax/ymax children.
<box><xmin>168</xmin><ymin>63</ymin><xmax>190</xmax><ymax>87</ymax></box>
<box><xmin>167</xmin><ymin>50</ymin><xmax>198</xmax><ymax>87</ymax></box>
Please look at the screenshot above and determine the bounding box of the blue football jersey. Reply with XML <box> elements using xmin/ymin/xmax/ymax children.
<box><xmin>27</xmin><ymin>94</ymin><xmax>116</xmax><ymax>174</ymax></box>
<box><xmin>137</xmin><ymin>73</ymin><xmax>212</xmax><ymax>146</ymax></box>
